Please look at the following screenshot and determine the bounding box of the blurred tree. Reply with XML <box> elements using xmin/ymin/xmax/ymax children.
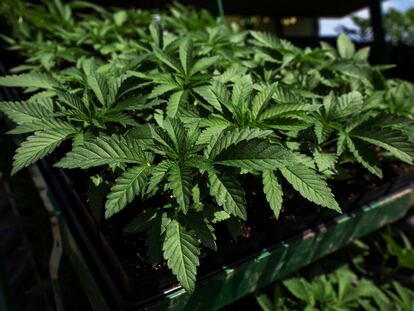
<box><xmin>341</xmin><ymin>8</ymin><xmax>414</xmax><ymax>46</ymax></box>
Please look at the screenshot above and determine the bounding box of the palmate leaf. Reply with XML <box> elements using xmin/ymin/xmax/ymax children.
<box><xmin>105</xmin><ymin>165</ymin><xmax>151</xmax><ymax>218</ymax></box>
<box><xmin>351</xmin><ymin>128</ymin><xmax>414</xmax><ymax>164</ymax></box>
<box><xmin>262</xmin><ymin>170</ymin><xmax>283</xmax><ymax>218</ymax></box>
<box><xmin>162</xmin><ymin>219</ymin><xmax>200</xmax><ymax>293</ymax></box>
<box><xmin>168</xmin><ymin>163</ymin><xmax>192</xmax><ymax>213</ymax></box>
<box><xmin>208</xmin><ymin>171</ymin><xmax>247</xmax><ymax>220</ymax></box>
<box><xmin>279</xmin><ymin>165</ymin><xmax>340</xmax><ymax>211</ymax></box>
<box><xmin>0</xmin><ymin>101</ymin><xmax>52</xmax><ymax>125</ymax></box>
<box><xmin>12</xmin><ymin>127</ymin><xmax>77</xmax><ymax>175</ymax></box>
<box><xmin>55</xmin><ymin>136</ymin><xmax>150</xmax><ymax>169</ymax></box>
<box><xmin>0</xmin><ymin>72</ymin><xmax>59</xmax><ymax>90</ymax></box>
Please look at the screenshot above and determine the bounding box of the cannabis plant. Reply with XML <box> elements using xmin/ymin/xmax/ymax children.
<box><xmin>1</xmin><ymin>0</ymin><xmax>414</xmax><ymax>293</ymax></box>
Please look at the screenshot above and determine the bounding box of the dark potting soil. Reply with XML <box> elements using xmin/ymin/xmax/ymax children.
<box><xmin>61</xmin><ymin>156</ymin><xmax>414</xmax><ymax>293</ymax></box>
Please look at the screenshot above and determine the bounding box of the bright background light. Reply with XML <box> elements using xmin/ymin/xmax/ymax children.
<box><xmin>319</xmin><ymin>0</ymin><xmax>413</xmax><ymax>36</ymax></box>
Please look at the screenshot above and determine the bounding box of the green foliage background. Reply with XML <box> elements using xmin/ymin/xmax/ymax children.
<box><xmin>0</xmin><ymin>0</ymin><xmax>413</xmax><ymax>292</ymax></box>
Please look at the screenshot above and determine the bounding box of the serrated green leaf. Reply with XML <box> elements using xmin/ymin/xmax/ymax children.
<box><xmin>314</xmin><ymin>120</ymin><xmax>333</xmax><ymax>145</ymax></box>
<box><xmin>179</xmin><ymin>37</ymin><xmax>193</xmax><ymax>76</ymax></box>
<box><xmin>214</xmin><ymin>139</ymin><xmax>291</xmax><ymax>171</ymax></box>
<box><xmin>259</xmin><ymin>103</ymin><xmax>319</xmax><ymax>121</ymax></box>
<box><xmin>313</xmin><ymin>150</ymin><xmax>338</xmax><ymax>173</ymax></box>
<box><xmin>167</xmin><ymin>90</ymin><xmax>189</xmax><ymax>117</ymax></box>
<box><xmin>87</xmin><ymin>71</ymin><xmax>109</xmax><ymax>106</ymax></box>
<box><xmin>208</xmin><ymin>171</ymin><xmax>247</xmax><ymax>220</ymax></box>
<box><xmin>197</xmin><ymin>117</ymin><xmax>232</xmax><ymax>145</ymax></box>
<box><xmin>148</xmin><ymin>83</ymin><xmax>179</xmax><ymax>99</ymax></box>
<box><xmin>154</xmin><ymin>47</ymin><xmax>183</xmax><ymax>73</ymax></box>
<box><xmin>185</xmin><ymin>155</ymin><xmax>217</xmax><ymax>174</ymax></box>
<box><xmin>55</xmin><ymin>136</ymin><xmax>149</xmax><ymax>169</ymax></box>
<box><xmin>163</xmin><ymin>219</ymin><xmax>200</xmax><ymax>292</ymax></box>
<box><xmin>12</xmin><ymin>127</ymin><xmax>76</xmax><ymax>175</ymax></box>
<box><xmin>212</xmin><ymin>211</ymin><xmax>230</xmax><ymax>223</ymax></box>
<box><xmin>337</xmin><ymin>131</ymin><xmax>348</xmax><ymax>156</ymax></box>
<box><xmin>250</xmin><ymin>31</ymin><xmax>281</xmax><ymax>49</ymax></box>
<box><xmin>335</xmin><ymin>91</ymin><xmax>363</xmax><ymax>118</ymax></box>
<box><xmin>0</xmin><ymin>72</ymin><xmax>59</xmax><ymax>90</ymax></box>
<box><xmin>0</xmin><ymin>101</ymin><xmax>52</xmax><ymax>125</ymax></box>
<box><xmin>251</xmin><ymin>84</ymin><xmax>275</xmax><ymax>120</ymax></box>
<box><xmin>210</xmin><ymin>80</ymin><xmax>233</xmax><ymax>114</ymax></box>
<box><xmin>232</xmin><ymin>75</ymin><xmax>253</xmax><ymax>108</ymax></box>
<box><xmin>351</xmin><ymin>128</ymin><xmax>414</xmax><ymax>164</ymax></box>
<box><xmin>7</xmin><ymin>119</ymin><xmax>76</xmax><ymax>135</ymax></box>
<box><xmin>280</xmin><ymin>165</ymin><xmax>340</xmax><ymax>211</ymax></box>
<box><xmin>262</xmin><ymin>170</ymin><xmax>283</xmax><ymax>218</ymax></box>
<box><xmin>147</xmin><ymin>212</ymin><xmax>171</xmax><ymax>264</ymax></box>
<box><xmin>347</xmin><ymin>137</ymin><xmax>382</xmax><ymax>177</ymax></box>
<box><xmin>146</xmin><ymin>160</ymin><xmax>173</xmax><ymax>195</ymax></box>
<box><xmin>168</xmin><ymin>163</ymin><xmax>192</xmax><ymax>213</ymax></box>
<box><xmin>190</xmin><ymin>56</ymin><xmax>218</xmax><ymax>76</ymax></box>
<box><xmin>149</xmin><ymin>22</ymin><xmax>163</xmax><ymax>48</ymax></box>
<box><xmin>56</xmin><ymin>91</ymin><xmax>84</xmax><ymax>111</ymax></box>
<box><xmin>208</xmin><ymin>127</ymin><xmax>273</xmax><ymax>159</ymax></box>
<box><xmin>105</xmin><ymin>166</ymin><xmax>151</xmax><ymax>218</ymax></box>
<box><xmin>193</xmin><ymin>86</ymin><xmax>222</xmax><ymax>112</ymax></box>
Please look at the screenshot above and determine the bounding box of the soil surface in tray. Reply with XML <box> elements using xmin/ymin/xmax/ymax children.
<box><xmin>63</xmin><ymin>158</ymin><xmax>414</xmax><ymax>292</ymax></box>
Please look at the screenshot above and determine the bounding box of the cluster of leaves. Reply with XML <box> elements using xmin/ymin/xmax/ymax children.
<box><xmin>0</xmin><ymin>0</ymin><xmax>216</xmax><ymax>72</ymax></box>
<box><xmin>341</xmin><ymin>7</ymin><xmax>414</xmax><ymax>46</ymax></box>
<box><xmin>257</xmin><ymin>267</ymin><xmax>414</xmax><ymax>311</ymax></box>
<box><xmin>256</xmin><ymin>227</ymin><xmax>414</xmax><ymax>311</ymax></box>
<box><xmin>1</xmin><ymin>0</ymin><xmax>414</xmax><ymax>292</ymax></box>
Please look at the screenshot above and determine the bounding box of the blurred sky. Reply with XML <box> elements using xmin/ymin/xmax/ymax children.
<box><xmin>319</xmin><ymin>0</ymin><xmax>413</xmax><ymax>36</ymax></box>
